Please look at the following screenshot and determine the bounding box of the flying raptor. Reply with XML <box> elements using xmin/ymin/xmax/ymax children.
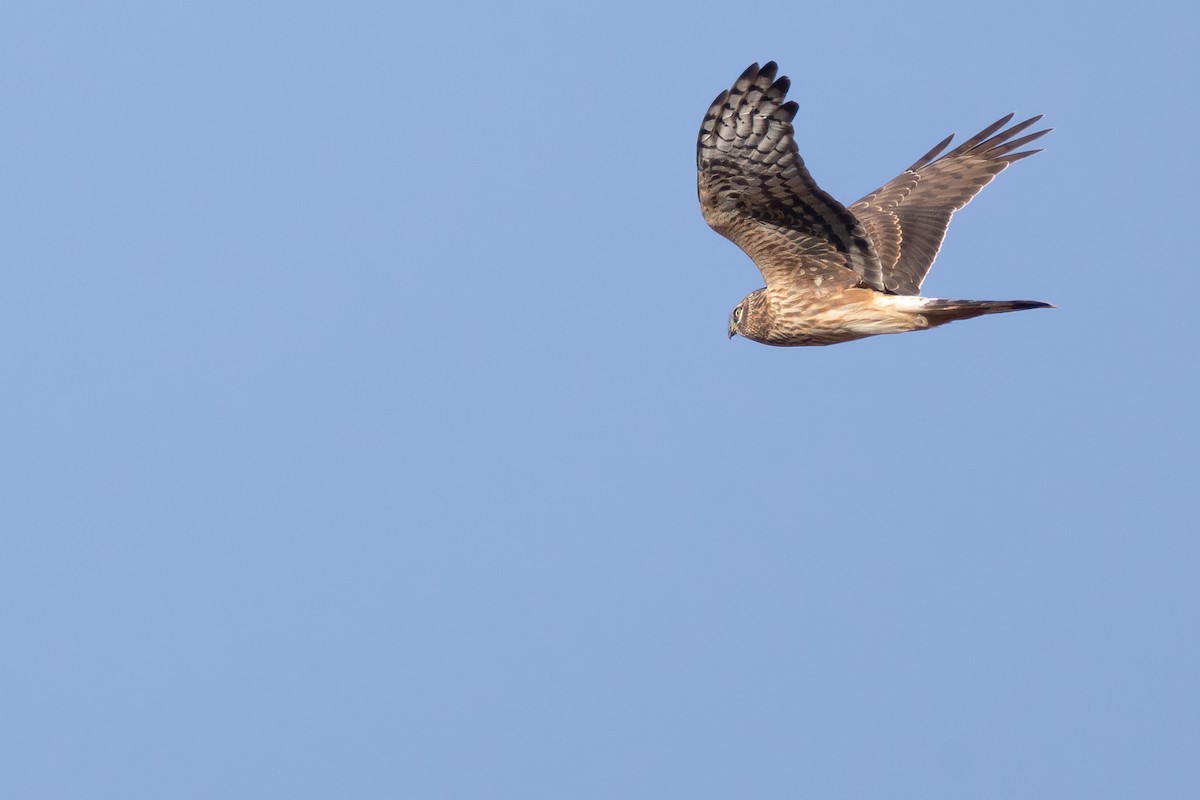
<box><xmin>698</xmin><ymin>61</ymin><xmax>1053</xmax><ymax>346</ymax></box>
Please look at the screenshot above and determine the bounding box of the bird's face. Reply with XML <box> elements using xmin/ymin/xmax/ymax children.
<box><xmin>728</xmin><ymin>301</ymin><xmax>746</xmax><ymax>339</ymax></box>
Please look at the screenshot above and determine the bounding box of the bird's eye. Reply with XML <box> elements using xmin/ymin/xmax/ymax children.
<box><xmin>734</xmin><ymin>307</ymin><xmax>743</xmax><ymax>321</ymax></box>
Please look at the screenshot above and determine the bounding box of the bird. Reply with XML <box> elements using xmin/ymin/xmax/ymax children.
<box><xmin>698</xmin><ymin>61</ymin><xmax>1053</xmax><ymax>346</ymax></box>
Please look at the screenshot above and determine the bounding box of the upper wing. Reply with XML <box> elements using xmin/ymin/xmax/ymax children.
<box><xmin>697</xmin><ymin>62</ymin><xmax>882</xmax><ymax>294</ymax></box>
<box><xmin>850</xmin><ymin>114</ymin><xmax>1051</xmax><ymax>295</ymax></box>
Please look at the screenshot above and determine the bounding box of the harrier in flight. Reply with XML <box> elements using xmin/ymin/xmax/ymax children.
<box><xmin>698</xmin><ymin>61</ymin><xmax>1052</xmax><ymax>346</ymax></box>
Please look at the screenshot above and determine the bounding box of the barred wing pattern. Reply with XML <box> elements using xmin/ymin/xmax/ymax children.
<box><xmin>850</xmin><ymin>114</ymin><xmax>1051</xmax><ymax>295</ymax></box>
<box><xmin>697</xmin><ymin>62</ymin><xmax>884</xmax><ymax>294</ymax></box>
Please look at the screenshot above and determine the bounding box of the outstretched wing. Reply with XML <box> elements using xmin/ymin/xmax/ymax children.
<box><xmin>850</xmin><ymin>114</ymin><xmax>1051</xmax><ymax>295</ymax></box>
<box><xmin>697</xmin><ymin>62</ymin><xmax>882</xmax><ymax>294</ymax></box>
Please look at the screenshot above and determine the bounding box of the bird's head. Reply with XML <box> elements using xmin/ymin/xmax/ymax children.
<box><xmin>728</xmin><ymin>289</ymin><xmax>767</xmax><ymax>340</ymax></box>
<box><xmin>728</xmin><ymin>302</ymin><xmax>745</xmax><ymax>339</ymax></box>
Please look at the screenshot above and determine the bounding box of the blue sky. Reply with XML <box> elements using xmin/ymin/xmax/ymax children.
<box><xmin>2</xmin><ymin>1</ymin><xmax>1197</xmax><ymax>797</ymax></box>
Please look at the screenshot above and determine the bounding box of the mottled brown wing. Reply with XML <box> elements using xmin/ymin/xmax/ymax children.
<box><xmin>697</xmin><ymin>62</ymin><xmax>882</xmax><ymax>294</ymax></box>
<box><xmin>850</xmin><ymin>114</ymin><xmax>1051</xmax><ymax>295</ymax></box>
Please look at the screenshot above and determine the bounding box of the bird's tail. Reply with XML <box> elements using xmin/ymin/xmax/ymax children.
<box><xmin>922</xmin><ymin>298</ymin><xmax>1054</xmax><ymax>324</ymax></box>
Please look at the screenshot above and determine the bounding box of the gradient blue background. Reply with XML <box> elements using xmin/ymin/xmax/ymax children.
<box><xmin>3</xmin><ymin>1</ymin><xmax>1196</xmax><ymax>797</ymax></box>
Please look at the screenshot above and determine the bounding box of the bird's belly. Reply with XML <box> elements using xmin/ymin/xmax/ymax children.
<box><xmin>762</xmin><ymin>291</ymin><xmax>927</xmax><ymax>346</ymax></box>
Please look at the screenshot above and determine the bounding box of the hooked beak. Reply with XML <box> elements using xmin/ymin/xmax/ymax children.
<box><xmin>728</xmin><ymin>324</ymin><xmax>737</xmax><ymax>340</ymax></box>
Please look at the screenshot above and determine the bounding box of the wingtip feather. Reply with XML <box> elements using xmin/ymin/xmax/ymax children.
<box><xmin>907</xmin><ymin>132</ymin><xmax>956</xmax><ymax>171</ymax></box>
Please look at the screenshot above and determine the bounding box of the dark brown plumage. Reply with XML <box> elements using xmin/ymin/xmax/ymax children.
<box><xmin>698</xmin><ymin>61</ymin><xmax>1053</xmax><ymax>347</ymax></box>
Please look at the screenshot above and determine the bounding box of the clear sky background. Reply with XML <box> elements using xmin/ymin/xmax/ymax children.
<box><xmin>2</xmin><ymin>1</ymin><xmax>1197</xmax><ymax>797</ymax></box>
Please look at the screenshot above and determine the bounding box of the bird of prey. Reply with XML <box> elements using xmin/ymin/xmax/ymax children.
<box><xmin>698</xmin><ymin>61</ymin><xmax>1053</xmax><ymax>346</ymax></box>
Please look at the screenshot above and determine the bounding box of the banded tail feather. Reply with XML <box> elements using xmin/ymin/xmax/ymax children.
<box><xmin>921</xmin><ymin>298</ymin><xmax>1054</xmax><ymax>325</ymax></box>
